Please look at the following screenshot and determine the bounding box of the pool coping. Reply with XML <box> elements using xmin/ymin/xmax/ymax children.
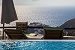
<box><xmin>1</xmin><ymin>40</ymin><xmax>75</xmax><ymax>42</ymax></box>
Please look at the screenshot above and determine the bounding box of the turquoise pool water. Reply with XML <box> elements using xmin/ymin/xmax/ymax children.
<box><xmin>1</xmin><ymin>40</ymin><xmax>75</xmax><ymax>50</ymax></box>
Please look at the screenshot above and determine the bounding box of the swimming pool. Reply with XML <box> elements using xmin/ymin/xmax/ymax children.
<box><xmin>1</xmin><ymin>40</ymin><xmax>75</xmax><ymax>50</ymax></box>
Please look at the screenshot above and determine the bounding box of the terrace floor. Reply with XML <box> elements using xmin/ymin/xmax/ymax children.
<box><xmin>0</xmin><ymin>34</ymin><xmax>75</xmax><ymax>40</ymax></box>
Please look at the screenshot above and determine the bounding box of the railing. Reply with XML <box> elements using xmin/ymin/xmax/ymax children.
<box><xmin>0</xmin><ymin>26</ymin><xmax>44</xmax><ymax>28</ymax></box>
<box><xmin>0</xmin><ymin>26</ymin><xmax>75</xmax><ymax>39</ymax></box>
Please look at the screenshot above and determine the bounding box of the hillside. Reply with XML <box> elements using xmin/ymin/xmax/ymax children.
<box><xmin>60</xmin><ymin>18</ymin><xmax>75</xmax><ymax>28</ymax></box>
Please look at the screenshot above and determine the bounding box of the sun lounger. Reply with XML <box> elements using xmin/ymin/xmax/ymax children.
<box><xmin>44</xmin><ymin>28</ymin><xmax>63</xmax><ymax>39</ymax></box>
<box><xmin>4</xmin><ymin>29</ymin><xmax>28</xmax><ymax>39</ymax></box>
<box><xmin>16</xmin><ymin>22</ymin><xmax>28</xmax><ymax>31</ymax></box>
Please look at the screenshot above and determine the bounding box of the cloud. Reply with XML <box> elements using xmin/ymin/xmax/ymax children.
<box><xmin>0</xmin><ymin>0</ymin><xmax>75</xmax><ymax>7</ymax></box>
<box><xmin>13</xmin><ymin>0</ymin><xmax>33</xmax><ymax>5</ymax></box>
<box><xmin>31</xmin><ymin>0</ymin><xmax>75</xmax><ymax>7</ymax></box>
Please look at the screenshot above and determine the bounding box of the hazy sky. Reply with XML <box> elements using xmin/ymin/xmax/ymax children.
<box><xmin>0</xmin><ymin>0</ymin><xmax>75</xmax><ymax>7</ymax></box>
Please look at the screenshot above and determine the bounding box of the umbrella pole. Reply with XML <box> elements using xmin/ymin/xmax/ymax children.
<box><xmin>2</xmin><ymin>23</ymin><xmax>5</xmax><ymax>39</ymax></box>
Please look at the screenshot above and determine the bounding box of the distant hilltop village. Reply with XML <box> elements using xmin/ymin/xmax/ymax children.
<box><xmin>28</xmin><ymin>22</ymin><xmax>49</xmax><ymax>34</ymax></box>
<box><xmin>29</xmin><ymin>22</ymin><xmax>49</xmax><ymax>27</ymax></box>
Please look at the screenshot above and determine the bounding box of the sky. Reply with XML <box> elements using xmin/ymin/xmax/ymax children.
<box><xmin>0</xmin><ymin>0</ymin><xmax>75</xmax><ymax>7</ymax></box>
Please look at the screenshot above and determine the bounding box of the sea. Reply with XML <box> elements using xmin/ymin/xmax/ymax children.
<box><xmin>0</xmin><ymin>6</ymin><xmax>75</xmax><ymax>27</ymax></box>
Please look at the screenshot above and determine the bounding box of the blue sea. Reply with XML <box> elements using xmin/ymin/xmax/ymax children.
<box><xmin>0</xmin><ymin>6</ymin><xmax>75</xmax><ymax>27</ymax></box>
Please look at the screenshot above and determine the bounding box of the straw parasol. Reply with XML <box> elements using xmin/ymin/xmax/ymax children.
<box><xmin>1</xmin><ymin>0</ymin><xmax>18</xmax><ymax>39</ymax></box>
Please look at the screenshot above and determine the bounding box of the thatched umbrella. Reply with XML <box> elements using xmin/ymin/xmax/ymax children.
<box><xmin>1</xmin><ymin>0</ymin><xmax>18</xmax><ymax>39</ymax></box>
